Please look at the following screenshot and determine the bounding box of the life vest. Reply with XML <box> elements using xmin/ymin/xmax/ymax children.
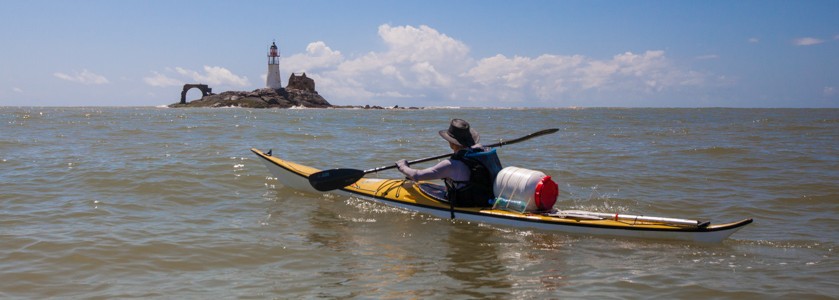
<box><xmin>445</xmin><ymin>148</ymin><xmax>503</xmax><ymax>207</ymax></box>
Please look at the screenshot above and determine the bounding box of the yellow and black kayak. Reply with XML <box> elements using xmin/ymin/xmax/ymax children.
<box><xmin>251</xmin><ymin>148</ymin><xmax>752</xmax><ymax>243</ymax></box>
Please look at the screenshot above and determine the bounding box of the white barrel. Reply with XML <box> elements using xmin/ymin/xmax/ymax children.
<box><xmin>493</xmin><ymin>166</ymin><xmax>558</xmax><ymax>212</ymax></box>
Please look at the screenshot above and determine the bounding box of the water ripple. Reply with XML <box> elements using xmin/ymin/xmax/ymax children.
<box><xmin>1</xmin><ymin>107</ymin><xmax>837</xmax><ymax>298</ymax></box>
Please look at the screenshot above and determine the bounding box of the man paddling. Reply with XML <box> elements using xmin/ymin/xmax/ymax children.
<box><xmin>396</xmin><ymin>119</ymin><xmax>503</xmax><ymax>207</ymax></box>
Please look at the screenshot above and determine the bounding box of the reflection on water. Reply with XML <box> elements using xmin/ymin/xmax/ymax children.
<box><xmin>443</xmin><ymin>224</ymin><xmax>511</xmax><ymax>298</ymax></box>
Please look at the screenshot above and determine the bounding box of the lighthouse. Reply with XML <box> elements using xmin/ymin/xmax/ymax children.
<box><xmin>266</xmin><ymin>41</ymin><xmax>282</xmax><ymax>89</ymax></box>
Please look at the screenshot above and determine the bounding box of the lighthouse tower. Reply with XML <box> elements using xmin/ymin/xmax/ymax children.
<box><xmin>266</xmin><ymin>41</ymin><xmax>282</xmax><ymax>89</ymax></box>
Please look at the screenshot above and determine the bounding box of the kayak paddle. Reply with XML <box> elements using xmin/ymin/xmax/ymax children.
<box><xmin>308</xmin><ymin>128</ymin><xmax>559</xmax><ymax>191</ymax></box>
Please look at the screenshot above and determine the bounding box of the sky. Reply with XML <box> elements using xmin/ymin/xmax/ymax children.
<box><xmin>1</xmin><ymin>0</ymin><xmax>837</xmax><ymax>108</ymax></box>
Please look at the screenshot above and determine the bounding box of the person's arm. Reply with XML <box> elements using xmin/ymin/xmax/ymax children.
<box><xmin>396</xmin><ymin>159</ymin><xmax>455</xmax><ymax>181</ymax></box>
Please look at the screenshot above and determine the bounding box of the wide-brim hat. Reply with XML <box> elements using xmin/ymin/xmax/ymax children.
<box><xmin>439</xmin><ymin>119</ymin><xmax>479</xmax><ymax>147</ymax></box>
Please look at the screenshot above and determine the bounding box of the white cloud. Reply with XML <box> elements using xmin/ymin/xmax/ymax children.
<box><xmin>12</xmin><ymin>87</ymin><xmax>23</xmax><ymax>93</ymax></box>
<box><xmin>53</xmin><ymin>69</ymin><xmax>110</xmax><ymax>85</ymax></box>
<box><xmin>825</xmin><ymin>86</ymin><xmax>836</xmax><ymax>97</ymax></box>
<box><xmin>143</xmin><ymin>71</ymin><xmax>182</xmax><ymax>87</ymax></box>
<box><xmin>174</xmin><ymin>66</ymin><xmax>250</xmax><ymax>87</ymax></box>
<box><xmin>458</xmin><ymin>50</ymin><xmax>702</xmax><ymax>103</ymax></box>
<box><xmin>299</xmin><ymin>24</ymin><xmax>477</xmax><ymax>105</ymax></box>
<box><xmin>793</xmin><ymin>37</ymin><xmax>824</xmax><ymax>46</ymax></box>
<box><xmin>273</xmin><ymin>24</ymin><xmax>711</xmax><ymax>106</ymax></box>
<box><xmin>748</xmin><ymin>37</ymin><xmax>760</xmax><ymax>43</ymax></box>
<box><xmin>377</xmin><ymin>24</ymin><xmax>470</xmax><ymax>66</ymax></box>
<box><xmin>284</xmin><ymin>41</ymin><xmax>344</xmax><ymax>72</ymax></box>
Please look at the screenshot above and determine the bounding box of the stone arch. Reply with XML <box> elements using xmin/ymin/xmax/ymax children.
<box><xmin>180</xmin><ymin>84</ymin><xmax>213</xmax><ymax>104</ymax></box>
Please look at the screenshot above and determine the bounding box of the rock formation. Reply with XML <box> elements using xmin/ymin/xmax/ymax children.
<box><xmin>170</xmin><ymin>73</ymin><xmax>423</xmax><ymax>109</ymax></box>
<box><xmin>170</xmin><ymin>73</ymin><xmax>330</xmax><ymax>108</ymax></box>
<box><xmin>286</xmin><ymin>73</ymin><xmax>315</xmax><ymax>92</ymax></box>
<box><xmin>169</xmin><ymin>87</ymin><xmax>330</xmax><ymax>108</ymax></box>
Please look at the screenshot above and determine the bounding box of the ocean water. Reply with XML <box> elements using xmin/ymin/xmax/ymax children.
<box><xmin>1</xmin><ymin>107</ymin><xmax>836</xmax><ymax>299</ymax></box>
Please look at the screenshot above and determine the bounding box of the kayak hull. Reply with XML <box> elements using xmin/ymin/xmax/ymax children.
<box><xmin>251</xmin><ymin>148</ymin><xmax>752</xmax><ymax>243</ymax></box>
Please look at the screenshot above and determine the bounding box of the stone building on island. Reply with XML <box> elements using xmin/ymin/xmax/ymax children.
<box><xmin>287</xmin><ymin>73</ymin><xmax>315</xmax><ymax>92</ymax></box>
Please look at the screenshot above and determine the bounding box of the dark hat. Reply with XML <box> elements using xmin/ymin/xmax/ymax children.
<box><xmin>439</xmin><ymin>119</ymin><xmax>479</xmax><ymax>147</ymax></box>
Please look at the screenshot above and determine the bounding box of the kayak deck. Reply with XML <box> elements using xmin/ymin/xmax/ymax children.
<box><xmin>251</xmin><ymin>148</ymin><xmax>752</xmax><ymax>242</ymax></box>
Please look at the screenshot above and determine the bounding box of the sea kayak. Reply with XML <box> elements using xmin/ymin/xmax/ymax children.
<box><xmin>251</xmin><ymin>148</ymin><xmax>752</xmax><ymax>243</ymax></box>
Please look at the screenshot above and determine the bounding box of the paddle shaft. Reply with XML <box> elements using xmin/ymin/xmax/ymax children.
<box><xmin>363</xmin><ymin>128</ymin><xmax>559</xmax><ymax>174</ymax></box>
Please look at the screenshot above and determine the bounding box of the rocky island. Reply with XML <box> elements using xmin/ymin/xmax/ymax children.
<box><xmin>170</xmin><ymin>41</ymin><xmax>421</xmax><ymax>109</ymax></box>
<box><xmin>170</xmin><ymin>73</ymin><xmax>331</xmax><ymax>108</ymax></box>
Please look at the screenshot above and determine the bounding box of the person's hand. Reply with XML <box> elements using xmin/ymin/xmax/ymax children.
<box><xmin>396</xmin><ymin>159</ymin><xmax>408</xmax><ymax>168</ymax></box>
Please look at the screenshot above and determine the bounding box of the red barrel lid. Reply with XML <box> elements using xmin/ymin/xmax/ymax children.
<box><xmin>534</xmin><ymin>176</ymin><xmax>559</xmax><ymax>210</ymax></box>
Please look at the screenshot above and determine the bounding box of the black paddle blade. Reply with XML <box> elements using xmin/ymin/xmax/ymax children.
<box><xmin>308</xmin><ymin>168</ymin><xmax>366</xmax><ymax>191</ymax></box>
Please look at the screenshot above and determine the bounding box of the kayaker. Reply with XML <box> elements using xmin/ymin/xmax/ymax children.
<box><xmin>396</xmin><ymin>119</ymin><xmax>502</xmax><ymax>207</ymax></box>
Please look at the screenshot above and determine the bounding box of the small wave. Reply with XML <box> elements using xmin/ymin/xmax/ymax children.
<box><xmin>779</xmin><ymin>125</ymin><xmax>830</xmax><ymax>132</ymax></box>
<box><xmin>766</xmin><ymin>194</ymin><xmax>839</xmax><ymax>207</ymax></box>
<box><xmin>738</xmin><ymin>239</ymin><xmax>832</xmax><ymax>250</ymax></box>
<box><xmin>680</xmin><ymin>146</ymin><xmax>750</xmax><ymax>155</ymax></box>
<box><xmin>423</xmin><ymin>106</ymin><xmax>462</xmax><ymax>109</ymax></box>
